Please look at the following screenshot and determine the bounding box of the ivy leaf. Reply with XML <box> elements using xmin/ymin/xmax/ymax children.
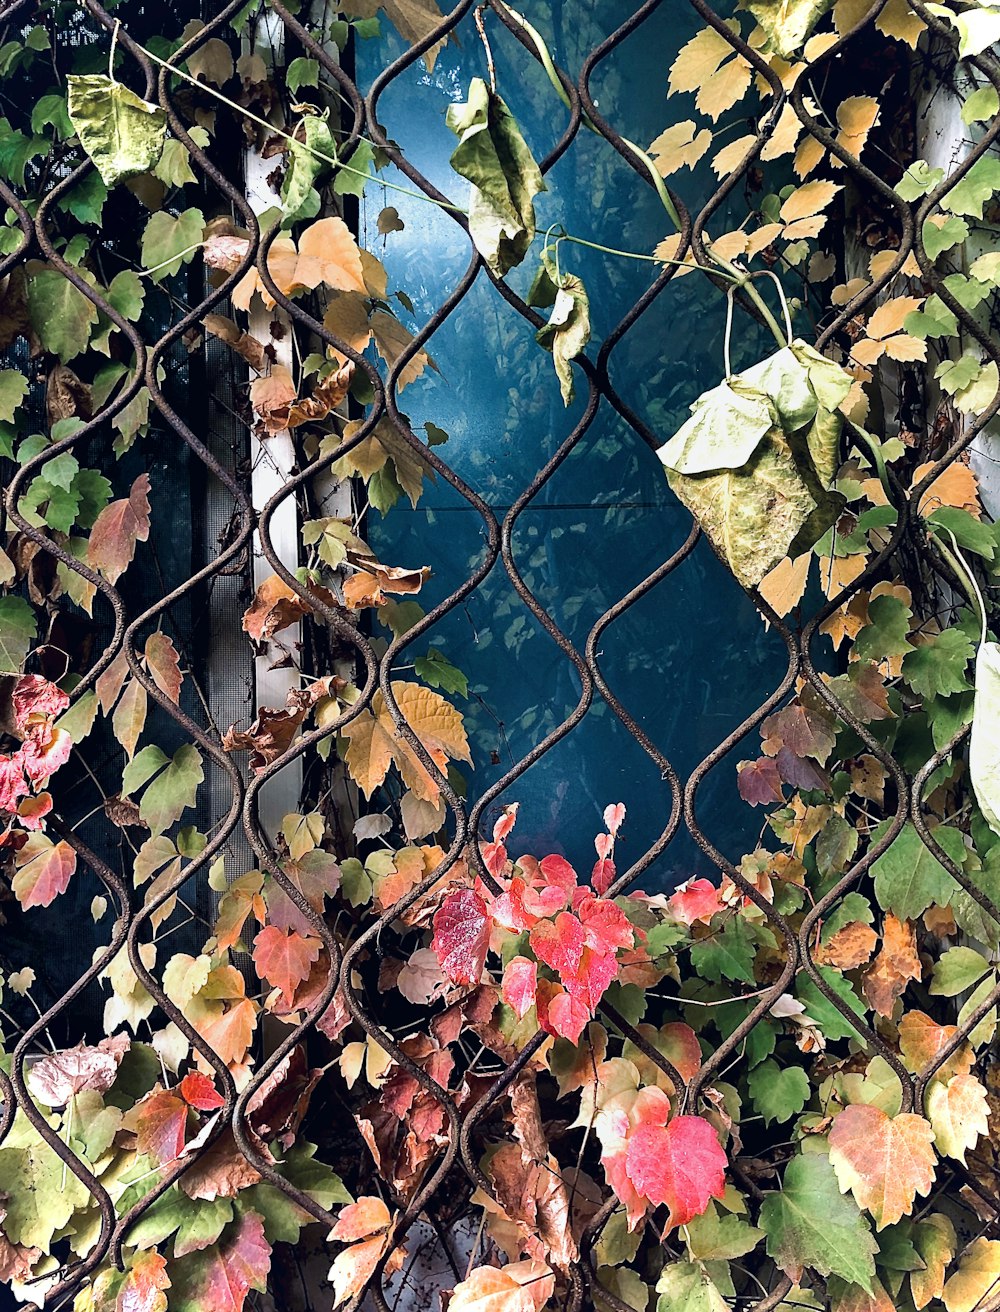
<box><xmin>901</xmin><ymin>627</ymin><xmax>974</xmax><ymax>699</ymax></box>
<box><xmin>971</xmin><ymin>641</ymin><xmax>1000</xmax><ymax>837</ymax></box>
<box><xmin>432</xmin><ymin>887</ymin><xmax>491</xmax><ymax>985</ymax></box>
<box><xmin>853</xmin><ymin>594</ymin><xmax>913</xmax><ymax>664</ymax></box>
<box><xmin>282</xmin><ymin>115</ymin><xmax>335</xmax><ymax>221</ymax></box>
<box><xmin>446</xmin><ymin>77</ymin><xmax>546</xmax><ymax>276</ymax></box>
<box><xmin>0</xmin><ymin>595</ymin><xmax>36</xmax><ymax>673</ymax></box>
<box><xmin>413</xmin><ymin>648</ymin><xmax>468</xmax><ymax>698</ymax></box>
<box><xmin>828</xmin><ymin>1103</ymin><xmax>936</xmax><ymax>1228</ymax></box>
<box><xmin>870</xmin><ymin>821</ymin><xmax>962</xmax><ymax>921</ymax></box>
<box><xmin>746</xmin><ymin>1059</ymin><xmax>810</xmax><ymax>1125</ymax></box>
<box><xmin>910</xmin><ymin>1214</ymin><xmax>955</xmax><ymax>1307</ymax></box>
<box><xmin>447</xmin><ymin>1261</ymin><xmax>554</xmax><ymax>1312</ymax></box>
<box><xmin>26</xmin><ymin>264</ymin><xmax>99</xmax><ymax>362</ymax></box>
<box><xmin>794</xmin><ymin>966</ymin><xmax>867</xmax><ymax>1042</ymax></box>
<box><xmin>12</xmin><ymin>837</ymin><xmax>76</xmax><ymax>909</ymax></box>
<box><xmin>168</xmin><ymin>1210</ymin><xmax>271</xmax><ymax>1312</ymax></box>
<box><xmin>341</xmin><ymin>680</ymin><xmax>471</xmax><ymax>802</ymax></box>
<box><xmin>129</xmin><ymin>744</ymin><xmax>204</xmax><ymax>837</ymax></box>
<box><xmin>88</xmin><ymin>472</ymin><xmax>151</xmax><ymax>584</ymax></box>
<box><xmin>113</xmin><ymin>1248</ymin><xmax>170</xmax><ymax>1312</ymax></box>
<box><xmin>624</xmin><ymin>1113</ymin><xmax>727</xmax><ymax>1229</ymax></box>
<box><xmin>141</xmin><ymin>207</ymin><xmax>205</xmax><ymax>282</ymax></box>
<box><xmin>925</xmin><ymin>1073</ymin><xmax>989</xmax><ymax>1163</ymax></box>
<box><xmin>761</xmin><ymin>1153</ymin><xmax>876</xmax><ymax>1291</ymax></box>
<box><xmin>132</xmin><ymin>1088</ymin><xmax>190</xmax><ymax>1164</ymax></box>
<box><xmin>931</xmin><ymin>946</ymin><xmax>991</xmax><ymax>996</ymax></box>
<box><xmin>0</xmin><ymin>1115</ymin><xmax>90</xmax><ymax>1249</ymax></box>
<box><xmin>536</xmin><ymin>274</ymin><xmax>590</xmax><ymax>406</ymax></box>
<box><xmin>655</xmin><ymin>1260</ymin><xmax>728</xmax><ymax>1312</ymax></box>
<box><xmin>690</xmin><ymin>916</ymin><xmax>756</xmax><ymax>984</ymax></box>
<box><xmin>66</xmin><ymin>74</ymin><xmax>167</xmax><ymax>186</ymax></box>
<box><xmin>251</xmin><ymin>926</ymin><xmax>322</xmax><ymax>1006</ymax></box>
<box><xmin>942</xmin><ymin>1236</ymin><xmax>1000</xmax><ymax>1312</ymax></box>
<box><xmin>0</xmin><ymin>367</ymin><xmax>27</xmax><ymax>421</ymax></box>
<box><xmin>941</xmin><ymin>155</ymin><xmax>1000</xmax><ymax>219</ymax></box>
<box><xmin>145</xmin><ymin>631</ymin><xmax>183</xmax><ymax>704</ymax></box>
<box><xmin>740</xmin><ymin>0</ymin><xmax>832</xmax><ymax>57</ymax></box>
<box><xmin>684</xmin><ymin>1201</ymin><xmax>763</xmax><ymax>1260</ymax></box>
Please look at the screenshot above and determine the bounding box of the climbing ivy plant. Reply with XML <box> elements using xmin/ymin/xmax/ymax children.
<box><xmin>2</xmin><ymin>2</ymin><xmax>1000</xmax><ymax>1311</ymax></box>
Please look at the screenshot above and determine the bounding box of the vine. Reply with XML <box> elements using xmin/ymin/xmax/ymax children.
<box><xmin>1</xmin><ymin>2</ymin><xmax>1000</xmax><ymax>1312</ymax></box>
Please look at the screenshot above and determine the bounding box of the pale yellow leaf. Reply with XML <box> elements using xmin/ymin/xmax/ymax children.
<box><xmin>759</xmin><ymin>553</ymin><xmax>811</xmax><ymax>617</ymax></box>
<box><xmin>942</xmin><ymin>1237</ymin><xmax>1000</xmax><ymax>1312</ymax></box>
<box><xmin>833</xmin><ymin>95</ymin><xmax>879</xmax><ymax>165</ymax></box>
<box><xmin>883</xmin><ymin>335</ymin><xmax>927</xmax><ymax>363</ymax></box>
<box><xmin>712</xmin><ymin>134</ymin><xmax>757</xmax><ymax>178</ymax></box>
<box><xmin>649</xmin><ymin>121</ymin><xmax>714</xmax><ymax>176</ymax></box>
<box><xmin>780</xmin><ymin>180</ymin><xmax>842</xmax><ymax>222</ymax></box>
<box><xmin>876</xmin><ymin>0</ymin><xmax>926</xmax><ymax>48</ymax></box>
<box><xmin>746</xmin><ymin>223</ymin><xmax>785</xmax><ymax>258</ymax></box>
<box><xmin>832</xmin><ymin>277</ymin><xmax>870</xmax><ymax>306</ymax></box>
<box><xmin>865</xmin><ymin>296</ymin><xmax>924</xmax><ymax>340</ymax></box>
<box><xmin>794</xmin><ymin>133</ymin><xmax>827</xmax><ymax>179</ymax></box>
<box><xmin>761</xmin><ymin>102</ymin><xmax>803</xmax><ymax>160</ymax></box>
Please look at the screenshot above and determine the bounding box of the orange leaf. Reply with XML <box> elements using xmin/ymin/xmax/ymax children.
<box><xmin>863</xmin><ymin>915</ymin><xmax>921</xmax><ymax>1016</ymax></box>
<box><xmin>252</xmin><ymin>925</ymin><xmax>322</xmax><ymax>1006</ymax></box>
<box><xmin>88</xmin><ymin>473</ymin><xmax>151</xmax><ymax>584</ymax></box>
<box><xmin>12</xmin><ymin>837</ymin><xmax>76</xmax><ymax>909</ymax></box>
<box><xmin>144</xmin><ymin>632</ymin><xmax>183</xmax><ymax>704</ymax></box>
<box><xmin>913</xmin><ymin>460</ymin><xmax>982</xmax><ymax>519</ymax></box>
<box><xmin>828</xmin><ymin>1103</ymin><xmax>936</xmax><ymax>1228</ymax></box>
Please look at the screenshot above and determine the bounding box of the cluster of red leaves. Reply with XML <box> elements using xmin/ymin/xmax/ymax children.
<box><xmin>431</xmin><ymin>805</ymin><xmax>648</xmax><ymax>1043</ymax></box>
<box><xmin>0</xmin><ymin>674</ymin><xmax>71</xmax><ymax>841</ymax></box>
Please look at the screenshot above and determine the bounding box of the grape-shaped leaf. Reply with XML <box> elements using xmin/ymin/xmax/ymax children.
<box><xmin>432</xmin><ymin>887</ymin><xmax>490</xmax><ymax>985</ymax></box>
<box><xmin>67</xmin><ymin>74</ymin><xmax>167</xmax><ymax>185</ymax></box>
<box><xmin>88</xmin><ymin>472</ymin><xmax>151</xmax><ymax>584</ymax></box>
<box><xmin>168</xmin><ymin>1209</ymin><xmax>271</xmax><ymax>1312</ymax></box>
<box><xmin>12</xmin><ymin>837</ymin><xmax>76</xmax><ymax>909</ymax></box>
<box><xmin>624</xmin><ymin>1113</ymin><xmax>726</xmax><ymax>1229</ymax></box>
<box><xmin>251</xmin><ymin>925</ymin><xmax>322</xmax><ymax>1006</ymax></box>
<box><xmin>925</xmin><ymin>1073</ymin><xmax>989</xmax><ymax>1163</ymax></box>
<box><xmin>759</xmin><ymin>1153</ymin><xmax>877</xmax><ymax>1291</ymax></box>
<box><xmin>828</xmin><ymin>1104</ymin><xmax>936</xmax><ymax>1228</ymax></box>
<box><xmin>943</xmin><ymin>1237</ymin><xmax>1000</xmax><ymax>1312</ymax></box>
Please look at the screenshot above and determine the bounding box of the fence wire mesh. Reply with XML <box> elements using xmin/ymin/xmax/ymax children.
<box><xmin>1</xmin><ymin>0</ymin><xmax>1000</xmax><ymax>1308</ymax></box>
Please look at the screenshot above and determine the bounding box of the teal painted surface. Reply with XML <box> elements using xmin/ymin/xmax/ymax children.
<box><xmin>358</xmin><ymin>4</ymin><xmax>790</xmax><ymax>883</ymax></box>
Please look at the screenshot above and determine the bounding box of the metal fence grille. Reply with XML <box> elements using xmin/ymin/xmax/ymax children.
<box><xmin>2</xmin><ymin>0</ymin><xmax>1000</xmax><ymax>1308</ymax></box>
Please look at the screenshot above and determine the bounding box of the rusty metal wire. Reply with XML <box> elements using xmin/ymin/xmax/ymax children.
<box><xmin>2</xmin><ymin>0</ymin><xmax>1000</xmax><ymax>1307</ymax></box>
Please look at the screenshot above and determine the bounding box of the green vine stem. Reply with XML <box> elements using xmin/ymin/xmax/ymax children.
<box><xmin>933</xmin><ymin>528</ymin><xmax>989</xmax><ymax>647</ymax></box>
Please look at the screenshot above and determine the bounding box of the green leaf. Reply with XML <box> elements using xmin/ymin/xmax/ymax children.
<box><xmin>871</xmin><ymin>820</ymin><xmax>963</xmax><ymax>920</ymax></box>
<box><xmin>414</xmin><ymin>648</ymin><xmax>468</xmax><ymax>697</ymax></box>
<box><xmin>922</xmin><ymin>215</ymin><xmax>969</xmax><ymax>260</ymax></box>
<box><xmin>139</xmin><ymin>744</ymin><xmax>204</xmax><ymax>836</ymax></box>
<box><xmin>26</xmin><ymin>266</ymin><xmax>99</xmax><ymax>362</ymax></box>
<box><xmin>536</xmin><ymin>274</ymin><xmax>590</xmax><ymax>406</ymax></box>
<box><xmin>896</xmin><ymin>161</ymin><xmax>944</xmax><ymax>202</ymax></box>
<box><xmin>951</xmin><ymin>849</ymin><xmax>1000</xmax><ymax>949</ymax></box>
<box><xmin>656</xmin><ymin>1260</ymin><xmax>728</xmax><ymax>1312</ymax></box>
<box><xmin>56</xmin><ymin>690</ymin><xmax>98</xmax><ymax>744</ymax></box>
<box><xmin>740</xmin><ymin>0</ymin><xmax>832</xmax><ymax>57</ymax></box>
<box><xmin>926</xmin><ymin>506</ymin><xmax>997</xmax><ymax>562</ymax></box>
<box><xmin>905</xmin><ymin>295</ymin><xmax>958</xmax><ymax>341</ymax></box>
<box><xmin>901</xmin><ymin>627</ymin><xmax>974</xmax><ymax>699</ymax></box>
<box><xmin>971</xmin><ymin>641</ymin><xmax>1000</xmax><ymax>838</ymax></box>
<box><xmin>340</xmin><ymin>856</ymin><xmax>374</xmax><ymax>906</ymax></box>
<box><xmin>747</xmin><ymin>1059</ymin><xmax>811</xmax><ymax>1125</ymax></box>
<box><xmin>140</xmin><ymin>207</ymin><xmax>205</xmax><ymax>282</ymax></box>
<box><xmin>282</xmin><ymin>114</ymin><xmax>335</xmax><ymax>220</ymax></box>
<box><xmin>930</xmin><ymin>2</ymin><xmax>1000</xmax><ymax>57</ymax></box>
<box><xmin>964</xmin><ymin>85</ymin><xmax>1000</xmax><ymax>125</ymax></box>
<box><xmin>122</xmin><ymin>745</ymin><xmax>169</xmax><ymax>797</ymax></box>
<box><xmin>685</xmin><ymin>1201</ymin><xmax>763</xmax><ymax>1260</ymax></box>
<box><xmin>286</xmin><ymin>57</ymin><xmax>319</xmax><ymax>94</ymax></box>
<box><xmin>152</xmin><ymin>130</ymin><xmax>208</xmax><ymax>189</ymax></box>
<box><xmin>853</xmin><ymin>593</ymin><xmax>913</xmax><ymax>664</ymax></box>
<box><xmin>954</xmin><ymin>361</ymin><xmax>999</xmax><ymax>417</ymax></box>
<box><xmin>0</xmin><ymin>367</ymin><xmax>27</xmax><ymax>421</ymax></box>
<box><xmin>0</xmin><ymin>595</ymin><xmax>36</xmax><ymax>673</ymax></box>
<box><xmin>690</xmin><ymin>916</ymin><xmax>756</xmax><ymax>984</ymax></box>
<box><xmin>930</xmin><ymin>946</ymin><xmax>991</xmax><ymax>997</ymax></box>
<box><xmin>0</xmin><ymin>1112</ymin><xmax>91</xmax><ymax>1249</ymax></box>
<box><xmin>31</xmin><ymin>92</ymin><xmax>72</xmax><ymax>139</ymax></box>
<box><xmin>942</xmin><ymin>154</ymin><xmax>1000</xmax><ymax>219</ymax></box>
<box><xmin>67</xmin><ymin>74</ymin><xmax>167</xmax><ymax>186</ymax></box>
<box><xmin>795</xmin><ymin>966</ymin><xmax>867</xmax><ymax>1041</ymax></box>
<box><xmin>759</xmin><ymin>1153</ymin><xmax>877</xmax><ymax>1292</ymax></box>
<box><xmin>446</xmin><ymin>77</ymin><xmax>546</xmax><ymax>276</ymax></box>
<box><xmin>61</xmin><ymin>169</ymin><xmax>108</xmax><ymax>225</ymax></box>
<box><xmin>333</xmin><ymin>139</ymin><xmax>374</xmax><ymax>199</ymax></box>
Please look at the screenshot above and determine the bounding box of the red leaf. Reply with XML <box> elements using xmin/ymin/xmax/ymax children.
<box><xmin>737</xmin><ymin>756</ymin><xmax>785</xmax><ymax>806</ymax></box>
<box><xmin>180</xmin><ymin>1071</ymin><xmax>226</xmax><ymax>1111</ymax></box>
<box><xmin>88</xmin><ymin>473</ymin><xmax>151</xmax><ymax>584</ymax></box>
<box><xmin>604</xmin><ymin>802</ymin><xmax>626</xmax><ymax>835</ymax></box>
<box><xmin>530</xmin><ymin>911</ymin><xmax>585</xmax><ymax>979</ymax></box>
<box><xmin>536</xmin><ymin>981</ymin><xmax>590</xmax><ymax>1044</ymax></box>
<box><xmin>591</xmin><ymin>856</ymin><xmax>616</xmax><ymax>895</ymax></box>
<box><xmin>432</xmin><ymin>887</ymin><xmax>491</xmax><ymax>985</ymax></box>
<box><xmin>133</xmin><ymin>1089</ymin><xmax>190</xmax><ymax>1164</ymax></box>
<box><xmin>668</xmin><ymin>877</ymin><xmax>724</xmax><ymax>926</ymax></box>
<box><xmin>624</xmin><ymin>1113</ymin><xmax>727</xmax><ymax>1228</ymax></box>
<box><xmin>11</xmin><ymin>675</ymin><xmax>68</xmax><ymax>731</ymax></box>
<box><xmin>118</xmin><ymin>1249</ymin><xmax>170</xmax><ymax>1312</ymax></box>
<box><xmin>182</xmin><ymin>1209</ymin><xmax>271</xmax><ymax>1312</ymax></box>
<box><xmin>501</xmin><ymin>956</ymin><xmax>537</xmax><ymax>1019</ymax></box>
<box><xmin>12</xmin><ymin>838</ymin><xmax>76</xmax><ymax>909</ymax></box>
<box><xmin>577</xmin><ymin>894</ymin><xmax>634</xmax><ymax>955</ymax></box>
<box><xmin>252</xmin><ymin>925</ymin><xmax>323</xmax><ymax>1006</ymax></box>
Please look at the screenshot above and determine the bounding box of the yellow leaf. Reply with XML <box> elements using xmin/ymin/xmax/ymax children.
<box><xmin>759</xmin><ymin>553</ymin><xmax>811</xmax><ymax>617</ymax></box>
<box><xmin>832</xmin><ymin>277</ymin><xmax>870</xmax><ymax>306</ymax></box>
<box><xmin>449</xmin><ymin>1261</ymin><xmax>555</xmax><ymax>1312</ymax></box>
<box><xmin>745</xmin><ymin>223</ymin><xmax>785</xmax><ymax>258</ymax></box>
<box><xmin>865</xmin><ymin>296</ymin><xmax>924</xmax><ymax>340</ymax></box>
<box><xmin>882</xmin><ymin>335</ymin><xmax>926</xmax><ymax>363</ymax></box>
<box><xmin>712</xmin><ymin>134</ymin><xmax>757</xmax><ymax>178</ymax></box>
<box><xmin>323</xmin><ymin>293</ymin><xmax>372</xmax><ymax>361</ymax></box>
<box><xmin>342</xmin><ymin>680</ymin><xmax>470</xmax><ymax>802</ymax></box>
<box><xmin>370</xmin><ymin>310</ymin><xmax>432</xmax><ymax>391</ymax></box>
<box><xmin>925</xmin><ymin>1073</ymin><xmax>989</xmax><ymax>1163</ymax></box>
<box><xmin>913</xmin><ymin>460</ymin><xmax>982</xmax><ymax>519</ymax></box>
<box><xmin>834</xmin><ymin>0</ymin><xmax>875</xmax><ymax>33</ymax></box>
<box><xmin>792</xmin><ymin>131</ymin><xmax>824</xmax><ymax>177</ymax></box>
<box><xmin>761</xmin><ymin>102</ymin><xmax>803</xmax><ymax>161</ymax></box>
<box><xmin>780</xmin><ymin>180</ymin><xmax>842</xmax><ymax>223</ymax></box>
<box><xmin>943</xmin><ymin>1237</ymin><xmax>1000</xmax><ymax>1312</ymax></box>
<box><xmin>649</xmin><ymin>121</ymin><xmax>713</xmax><ymax>176</ymax></box>
<box><xmin>833</xmin><ymin>95</ymin><xmax>879</xmax><ymax>164</ymax></box>
<box><xmin>818</xmin><ymin>553</ymin><xmax>867</xmax><ymax>599</ymax></box>
<box><xmin>828</xmin><ymin>1103</ymin><xmax>937</xmax><ymax>1229</ymax></box>
<box><xmin>295</xmin><ymin>216</ymin><xmax>367</xmax><ymax>293</ymax></box>
<box><xmin>669</xmin><ymin>24</ymin><xmax>743</xmax><ymax>94</ymax></box>
<box><xmin>851</xmin><ymin>338</ymin><xmax>886</xmax><ymax>369</ymax></box>
<box><xmin>876</xmin><ymin>0</ymin><xmax>926</xmax><ymax>48</ymax></box>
